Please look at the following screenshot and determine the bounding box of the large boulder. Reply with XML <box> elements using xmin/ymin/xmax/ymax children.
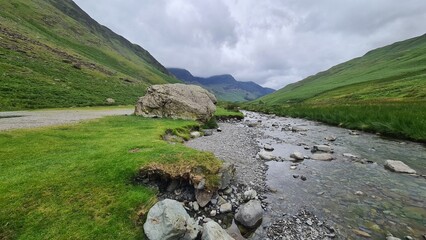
<box><xmin>234</xmin><ymin>200</ymin><xmax>263</xmax><ymax>228</ymax></box>
<box><xmin>135</xmin><ymin>84</ymin><xmax>217</xmax><ymax>122</ymax></box>
<box><xmin>143</xmin><ymin>199</ymin><xmax>200</xmax><ymax>240</ymax></box>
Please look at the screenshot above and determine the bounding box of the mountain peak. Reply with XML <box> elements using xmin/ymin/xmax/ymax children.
<box><xmin>168</xmin><ymin>68</ymin><xmax>274</xmax><ymax>102</ymax></box>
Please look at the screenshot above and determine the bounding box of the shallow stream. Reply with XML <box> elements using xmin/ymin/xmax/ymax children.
<box><xmin>245</xmin><ymin>111</ymin><xmax>426</xmax><ymax>239</ymax></box>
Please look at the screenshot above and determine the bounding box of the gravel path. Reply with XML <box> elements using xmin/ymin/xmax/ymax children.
<box><xmin>0</xmin><ymin>108</ymin><xmax>133</xmax><ymax>131</ymax></box>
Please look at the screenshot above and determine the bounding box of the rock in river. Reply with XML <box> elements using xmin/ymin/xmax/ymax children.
<box><xmin>144</xmin><ymin>199</ymin><xmax>200</xmax><ymax>240</ymax></box>
<box><xmin>312</xmin><ymin>145</ymin><xmax>332</xmax><ymax>153</ymax></box>
<box><xmin>384</xmin><ymin>160</ymin><xmax>416</xmax><ymax>174</ymax></box>
<box><xmin>235</xmin><ymin>200</ymin><xmax>263</xmax><ymax>228</ymax></box>
<box><xmin>290</xmin><ymin>151</ymin><xmax>304</xmax><ymax>161</ymax></box>
<box><xmin>135</xmin><ymin>83</ymin><xmax>217</xmax><ymax>122</ymax></box>
<box><xmin>258</xmin><ymin>150</ymin><xmax>276</xmax><ymax>160</ymax></box>
<box><xmin>311</xmin><ymin>153</ymin><xmax>334</xmax><ymax>161</ymax></box>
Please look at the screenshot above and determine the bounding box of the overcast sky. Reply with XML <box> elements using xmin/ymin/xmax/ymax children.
<box><xmin>74</xmin><ymin>0</ymin><xmax>426</xmax><ymax>89</ymax></box>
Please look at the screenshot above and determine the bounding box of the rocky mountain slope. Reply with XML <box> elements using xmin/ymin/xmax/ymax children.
<box><xmin>0</xmin><ymin>0</ymin><xmax>178</xmax><ymax>110</ymax></box>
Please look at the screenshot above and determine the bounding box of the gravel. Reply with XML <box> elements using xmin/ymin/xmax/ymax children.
<box><xmin>0</xmin><ymin>109</ymin><xmax>133</xmax><ymax>131</ymax></box>
<box><xmin>186</xmin><ymin>122</ymin><xmax>267</xmax><ymax>193</ymax></box>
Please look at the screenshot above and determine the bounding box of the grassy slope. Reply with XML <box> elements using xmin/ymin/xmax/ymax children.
<box><xmin>0</xmin><ymin>0</ymin><xmax>178</xmax><ymax>111</ymax></box>
<box><xmin>246</xmin><ymin>34</ymin><xmax>426</xmax><ymax>141</ymax></box>
<box><xmin>257</xmin><ymin>34</ymin><xmax>426</xmax><ymax>104</ymax></box>
<box><xmin>0</xmin><ymin>116</ymin><xmax>221</xmax><ymax>239</ymax></box>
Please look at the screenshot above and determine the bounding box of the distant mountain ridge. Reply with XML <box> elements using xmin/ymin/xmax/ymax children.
<box><xmin>0</xmin><ymin>0</ymin><xmax>178</xmax><ymax>110</ymax></box>
<box><xmin>168</xmin><ymin>68</ymin><xmax>274</xmax><ymax>102</ymax></box>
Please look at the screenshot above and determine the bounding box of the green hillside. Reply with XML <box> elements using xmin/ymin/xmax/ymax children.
<box><xmin>257</xmin><ymin>34</ymin><xmax>426</xmax><ymax>104</ymax></box>
<box><xmin>0</xmin><ymin>0</ymin><xmax>178</xmax><ymax>111</ymax></box>
<box><xmin>246</xmin><ymin>34</ymin><xmax>426</xmax><ymax>141</ymax></box>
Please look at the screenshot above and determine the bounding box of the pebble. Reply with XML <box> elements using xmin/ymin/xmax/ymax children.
<box><xmin>355</xmin><ymin>191</ymin><xmax>364</xmax><ymax>196</ymax></box>
<box><xmin>353</xmin><ymin>229</ymin><xmax>371</xmax><ymax>238</ymax></box>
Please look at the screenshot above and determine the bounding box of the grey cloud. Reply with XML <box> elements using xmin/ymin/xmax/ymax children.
<box><xmin>74</xmin><ymin>0</ymin><xmax>426</xmax><ymax>89</ymax></box>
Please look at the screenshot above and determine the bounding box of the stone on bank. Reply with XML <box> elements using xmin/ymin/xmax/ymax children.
<box><xmin>143</xmin><ymin>199</ymin><xmax>200</xmax><ymax>240</ymax></box>
<box><xmin>134</xmin><ymin>83</ymin><xmax>217</xmax><ymax>122</ymax></box>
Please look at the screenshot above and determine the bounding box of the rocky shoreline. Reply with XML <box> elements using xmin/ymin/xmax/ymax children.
<box><xmin>139</xmin><ymin>110</ymin><xmax>425</xmax><ymax>239</ymax></box>
<box><xmin>184</xmin><ymin>118</ymin><xmax>338</xmax><ymax>239</ymax></box>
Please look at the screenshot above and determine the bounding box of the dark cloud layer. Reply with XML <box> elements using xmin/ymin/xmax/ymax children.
<box><xmin>74</xmin><ymin>0</ymin><xmax>426</xmax><ymax>89</ymax></box>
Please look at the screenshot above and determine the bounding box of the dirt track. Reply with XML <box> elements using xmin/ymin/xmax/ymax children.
<box><xmin>0</xmin><ymin>108</ymin><xmax>133</xmax><ymax>131</ymax></box>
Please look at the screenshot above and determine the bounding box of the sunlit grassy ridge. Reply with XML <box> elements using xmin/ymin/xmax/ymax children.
<box><xmin>0</xmin><ymin>0</ymin><xmax>178</xmax><ymax>111</ymax></box>
<box><xmin>246</xmin><ymin>34</ymin><xmax>426</xmax><ymax>142</ymax></box>
<box><xmin>0</xmin><ymin>116</ymin><xmax>221</xmax><ymax>239</ymax></box>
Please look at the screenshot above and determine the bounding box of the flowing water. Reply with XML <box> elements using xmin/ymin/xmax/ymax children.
<box><xmin>244</xmin><ymin>111</ymin><xmax>426</xmax><ymax>239</ymax></box>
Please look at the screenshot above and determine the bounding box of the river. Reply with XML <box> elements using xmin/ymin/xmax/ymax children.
<box><xmin>244</xmin><ymin>111</ymin><xmax>425</xmax><ymax>239</ymax></box>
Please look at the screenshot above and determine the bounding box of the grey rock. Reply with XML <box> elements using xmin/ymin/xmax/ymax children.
<box><xmin>235</xmin><ymin>200</ymin><xmax>263</xmax><ymax>228</ymax></box>
<box><xmin>135</xmin><ymin>83</ymin><xmax>217</xmax><ymax>122</ymax></box>
<box><xmin>193</xmin><ymin>202</ymin><xmax>200</xmax><ymax>212</ymax></box>
<box><xmin>210</xmin><ymin>210</ymin><xmax>217</xmax><ymax>217</ymax></box>
<box><xmin>325</xmin><ymin>135</ymin><xmax>336</xmax><ymax>141</ymax></box>
<box><xmin>343</xmin><ymin>153</ymin><xmax>359</xmax><ymax>159</ymax></box>
<box><xmin>223</xmin><ymin>187</ymin><xmax>233</xmax><ymax>195</ymax></box>
<box><xmin>349</xmin><ymin>130</ymin><xmax>360</xmax><ymax>135</ymax></box>
<box><xmin>220</xmin><ymin>203</ymin><xmax>233</xmax><ymax>213</ymax></box>
<box><xmin>202</xmin><ymin>221</ymin><xmax>234</xmax><ymax>240</ymax></box>
<box><xmin>355</xmin><ymin>191</ymin><xmax>364</xmax><ymax>196</ymax></box>
<box><xmin>264</xmin><ymin>144</ymin><xmax>274</xmax><ymax>151</ymax></box>
<box><xmin>243</xmin><ymin>189</ymin><xmax>257</xmax><ymax>200</ymax></box>
<box><xmin>196</xmin><ymin>189</ymin><xmax>214</xmax><ymax>207</ymax></box>
<box><xmin>217</xmin><ymin>196</ymin><xmax>227</xmax><ymax>205</ymax></box>
<box><xmin>292</xmin><ymin>126</ymin><xmax>308</xmax><ymax>132</ymax></box>
<box><xmin>311</xmin><ymin>153</ymin><xmax>334</xmax><ymax>161</ymax></box>
<box><xmin>190</xmin><ymin>131</ymin><xmax>201</xmax><ymax>138</ymax></box>
<box><xmin>247</xmin><ymin>122</ymin><xmax>259</xmax><ymax>128</ymax></box>
<box><xmin>312</xmin><ymin>145</ymin><xmax>332</xmax><ymax>153</ymax></box>
<box><xmin>217</xmin><ymin>127</ymin><xmax>222</xmax><ymax>132</ymax></box>
<box><xmin>258</xmin><ymin>150</ymin><xmax>276</xmax><ymax>160</ymax></box>
<box><xmin>384</xmin><ymin>160</ymin><xmax>416</xmax><ymax>174</ymax></box>
<box><xmin>290</xmin><ymin>151</ymin><xmax>304</xmax><ymax>161</ymax></box>
<box><xmin>143</xmin><ymin>199</ymin><xmax>200</xmax><ymax>240</ymax></box>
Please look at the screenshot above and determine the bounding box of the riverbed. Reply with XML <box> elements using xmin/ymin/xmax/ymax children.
<box><xmin>187</xmin><ymin>111</ymin><xmax>426</xmax><ymax>239</ymax></box>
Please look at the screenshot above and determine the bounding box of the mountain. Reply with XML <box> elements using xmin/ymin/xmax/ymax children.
<box><xmin>255</xmin><ymin>34</ymin><xmax>426</xmax><ymax>105</ymax></box>
<box><xmin>168</xmin><ymin>68</ymin><xmax>274</xmax><ymax>102</ymax></box>
<box><xmin>0</xmin><ymin>0</ymin><xmax>179</xmax><ymax>110</ymax></box>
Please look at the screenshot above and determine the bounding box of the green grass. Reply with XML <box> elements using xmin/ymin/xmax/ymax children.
<box><xmin>0</xmin><ymin>116</ymin><xmax>222</xmax><ymax>239</ymax></box>
<box><xmin>244</xmin><ymin>102</ymin><xmax>426</xmax><ymax>142</ymax></box>
<box><xmin>214</xmin><ymin>106</ymin><xmax>244</xmax><ymax>120</ymax></box>
<box><xmin>246</xmin><ymin>34</ymin><xmax>426</xmax><ymax>142</ymax></box>
<box><xmin>256</xmin><ymin>34</ymin><xmax>426</xmax><ymax>104</ymax></box>
<box><xmin>0</xmin><ymin>0</ymin><xmax>179</xmax><ymax>111</ymax></box>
